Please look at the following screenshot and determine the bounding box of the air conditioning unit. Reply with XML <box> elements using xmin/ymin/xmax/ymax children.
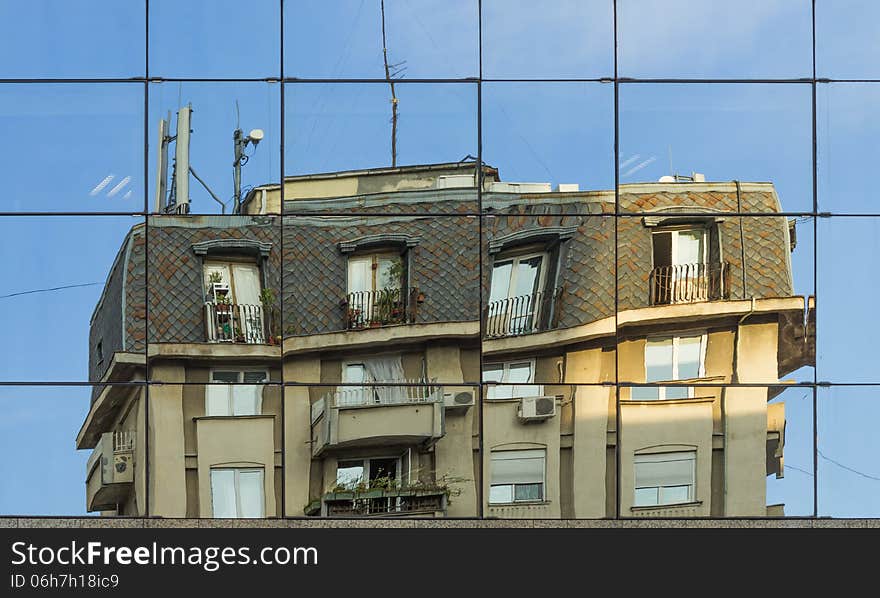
<box><xmin>113</xmin><ymin>453</ymin><xmax>134</xmax><ymax>483</ymax></box>
<box><xmin>518</xmin><ymin>396</ymin><xmax>556</xmax><ymax>422</ymax></box>
<box><xmin>443</xmin><ymin>388</ymin><xmax>475</xmax><ymax>410</ymax></box>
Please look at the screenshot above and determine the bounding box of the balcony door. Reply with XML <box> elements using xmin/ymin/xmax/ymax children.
<box><xmin>488</xmin><ymin>253</ymin><xmax>546</xmax><ymax>335</ymax></box>
<box><xmin>652</xmin><ymin>228</ymin><xmax>708</xmax><ymax>303</ymax></box>
<box><xmin>347</xmin><ymin>254</ymin><xmax>402</xmax><ymax>327</ymax></box>
<box><xmin>204</xmin><ymin>261</ymin><xmax>264</xmax><ymax>342</ymax></box>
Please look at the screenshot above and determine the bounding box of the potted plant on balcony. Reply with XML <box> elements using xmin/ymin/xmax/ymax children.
<box><xmin>260</xmin><ymin>288</ymin><xmax>280</xmax><ymax>344</ymax></box>
<box><xmin>233</xmin><ymin>325</ymin><xmax>245</xmax><ymax>343</ymax></box>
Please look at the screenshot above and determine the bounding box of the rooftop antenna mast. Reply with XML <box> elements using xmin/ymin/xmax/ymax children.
<box><xmin>381</xmin><ymin>0</ymin><xmax>403</xmax><ymax>167</ymax></box>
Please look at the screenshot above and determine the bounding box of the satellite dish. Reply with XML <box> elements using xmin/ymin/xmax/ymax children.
<box><xmin>248</xmin><ymin>128</ymin><xmax>264</xmax><ymax>144</ymax></box>
<box><xmin>658</xmin><ymin>175</ymin><xmax>675</xmax><ymax>183</ymax></box>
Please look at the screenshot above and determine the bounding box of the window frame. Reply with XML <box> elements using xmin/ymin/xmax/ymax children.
<box><xmin>651</xmin><ymin>225</ymin><xmax>709</xmax><ymax>268</ymax></box>
<box><xmin>346</xmin><ymin>251</ymin><xmax>403</xmax><ymax>294</ymax></box>
<box><xmin>203</xmin><ymin>258</ymin><xmax>263</xmax><ymax>305</ymax></box>
<box><xmin>482</xmin><ymin>359</ymin><xmax>544</xmax><ymax>400</ymax></box>
<box><xmin>210</xmin><ymin>466</ymin><xmax>265</xmax><ymax>518</ymax></box>
<box><xmin>489</xmin><ymin>250</ymin><xmax>549</xmax><ymax>304</ymax></box>
<box><xmin>633</xmin><ymin>450</ymin><xmax>697</xmax><ymax>508</ymax></box>
<box><xmin>638</xmin><ymin>332</ymin><xmax>708</xmax><ymax>400</ymax></box>
<box><xmin>205</xmin><ymin>368</ymin><xmax>269</xmax><ymax>416</ymax></box>
<box><xmin>488</xmin><ymin>448</ymin><xmax>547</xmax><ymax>505</ymax></box>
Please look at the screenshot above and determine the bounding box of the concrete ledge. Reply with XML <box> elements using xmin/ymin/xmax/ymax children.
<box><xmin>3</xmin><ymin>518</ymin><xmax>878</xmax><ymax>528</ymax></box>
<box><xmin>283</xmin><ymin>322</ymin><xmax>479</xmax><ymax>356</ymax></box>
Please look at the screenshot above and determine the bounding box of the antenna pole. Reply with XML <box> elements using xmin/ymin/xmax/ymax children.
<box><xmin>381</xmin><ymin>0</ymin><xmax>398</xmax><ymax>167</ymax></box>
<box><xmin>233</xmin><ymin>128</ymin><xmax>244</xmax><ymax>214</ymax></box>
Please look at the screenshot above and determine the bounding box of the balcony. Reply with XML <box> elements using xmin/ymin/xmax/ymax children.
<box><xmin>341</xmin><ymin>287</ymin><xmax>420</xmax><ymax>330</ymax></box>
<box><xmin>204</xmin><ymin>302</ymin><xmax>267</xmax><ymax>344</ymax></box>
<box><xmin>649</xmin><ymin>262</ymin><xmax>729</xmax><ymax>305</ymax></box>
<box><xmin>484</xmin><ymin>287</ymin><xmax>563</xmax><ymax>338</ymax></box>
<box><xmin>317</xmin><ymin>488</ymin><xmax>448</xmax><ymax>517</ymax></box>
<box><xmin>310</xmin><ymin>384</ymin><xmax>444</xmax><ymax>456</ymax></box>
<box><xmin>85</xmin><ymin>431</ymin><xmax>135</xmax><ymax>512</ymax></box>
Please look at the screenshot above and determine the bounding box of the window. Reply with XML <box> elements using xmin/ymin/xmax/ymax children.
<box><xmin>336</xmin><ymin>456</ymin><xmax>401</xmax><ymax>489</ymax></box>
<box><xmin>651</xmin><ymin>227</ymin><xmax>715</xmax><ymax>304</ymax></box>
<box><xmin>204</xmin><ymin>261</ymin><xmax>262</xmax><ymax>305</ymax></box>
<box><xmin>489</xmin><ymin>449</ymin><xmax>546</xmax><ymax>504</ymax></box>
<box><xmin>205</xmin><ymin>370</ymin><xmax>267</xmax><ymax>416</ymax></box>
<box><xmin>631</xmin><ymin>333</ymin><xmax>706</xmax><ymax>400</ymax></box>
<box><xmin>487</xmin><ymin>252</ymin><xmax>549</xmax><ymax>336</ymax></box>
<box><xmin>483</xmin><ymin>361</ymin><xmax>543</xmax><ymax>400</ymax></box>
<box><xmin>652</xmin><ymin>227</ymin><xmax>707</xmax><ymax>269</ymax></box>
<box><xmin>339</xmin><ymin>356</ymin><xmax>407</xmax><ymax>406</ymax></box>
<box><xmin>203</xmin><ymin>261</ymin><xmax>265</xmax><ymax>342</ymax></box>
<box><xmin>210</xmin><ymin>467</ymin><xmax>265</xmax><ymax>518</ymax></box>
<box><xmin>347</xmin><ymin>253</ymin><xmax>402</xmax><ymax>294</ymax></box>
<box><xmin>346</xmin><ymin>253</ymin><xmax>405</xmax><ymax>327</ymax></box>
<box><xmin>634</xmin><ymin>451</ymin><xmax>696</xmax><ymax>507</ymax></box>
<box><xmin>95</xmin><ymin>340</ymin><xmax>103</xmax><ymax>365</ymax></box>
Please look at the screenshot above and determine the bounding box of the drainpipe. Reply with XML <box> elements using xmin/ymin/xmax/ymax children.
<box><xmin>735</xmin><ymin>180</ymin><xmax>748</xmax><ymax>297</ymax></box>
<box><xmin>731</xmin><ymin>296</ymin><xmax>756</xmax><ymax>384</ymax></box>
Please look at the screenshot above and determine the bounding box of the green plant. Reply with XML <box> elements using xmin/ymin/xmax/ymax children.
<box><xmin>207</xmin><ymin>271</ymin><xmax>223</xmax><ymax>284</ymax></box>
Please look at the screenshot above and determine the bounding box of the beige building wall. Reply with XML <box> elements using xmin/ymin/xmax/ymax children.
<box><xmin>195</xmin><ymin>416</ymin><xmax>278</xmax><ymax>517</ymax></box>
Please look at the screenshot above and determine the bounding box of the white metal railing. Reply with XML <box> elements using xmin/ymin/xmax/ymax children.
<box><xmin>323</xmin><ymin>380</ymin><xmax>442</xmax><ymax>408</ymax></box>
<box><xmin>204</xmin><ymin>302</ymin><xmax>266</xmax><ymax>344</ymax></box>
<box><xmin>113</xmin><ymin>430</ymin><xmax>135</xmax><ymax>452</ymax></box>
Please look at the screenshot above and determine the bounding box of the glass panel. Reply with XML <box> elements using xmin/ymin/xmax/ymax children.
<box><xmin>634</xmin><ymin>487</ymin><xmax>659</xmax><ymax>507</ymax></box>
<box><xmin>243</xmin><ymin>371</ymin><xmax>268</xmax><ymax>384</ymax></box>
<box><xmin>284</xmin><ymin>83</ymin><xmax>477</xmax><ymax>215</ymax></box>
<box><xmin>816</xmin><ymin>1</ymin><xmax>880</xmax><ymax>79</ymax></box>
<box><xmin>369</xmin><ymin>458</ymin><xmax>398</xmax><ymax>483</ymax></box>
<box><xmin>336</xmin><ymin>461</ymin><xmax>365</xmax><ymax>489</ymax></box>
<box><xmin>677</xmin><ymin>336</ymin><xmax>702</xmax><ymax>381</ymax></box>
<box><xmin>0</xmin><ymin>1</ymin><xmax>145</xmax><ymax>78</ymax></box>
<box><xmin>491</xmin><ymin>452</ymin><xmax>544</xmax><ymax>485</ymax></box>
<box><xmin>231</xmin><ymin>385</ymin><xmax>261</xmax><ymax>416</ymax></box>
<box><xmin>634</xmin><ymin>453</ymin><xmax>694</xmax><ymax>488</ymax></box>
<box><xmin>377</xmin><ymin>257</ymin><xmax>401</xmax><ymax>290</ymax></box>
<box><xmin>618</xmin><ymin>0</ymin><xmax>812</xmax><ymax>78</ymax></box>
<box><xmin>514</xmin><ymin>483</ymin><xmax>543</xmax><ymax>502</ymax></box>
<box><xmin>0</xmin><ymin>216</ymin><xmax>146</xmax><ymax>382</ymax></box>
<box><xmin>0</xmin><ymin>84</ymin><xmax>144</xmax><ymax>213</ymax></box>
<box><xmin>645</xmin><ymin>339</ymin><xmax>673</xmax><ymax>383</ymax></box>
<box><xmin>148</xmin><ymin>82</ymin><xmax>280</xmax><ymax>216</ymax></box>
<box><xmin>818</xmin><ymin>84</ymin><xmax>880</xmax><ymax>214</ymax></box>
<box><xmin>674</xmin><ymin>231</ymin><xmax>704</xmax><ymax>266</ymax></box>
<box><xmin>481</xmin><ymin>0</ymin><xmax>613</xmax><ymax>79</ymax></box>
<box><xmin>0</xmin><ymin>386</ymin><xmax>97</xmax><ymax>515</ymax></box>
<box><xmin>482</xmin><ymin>364</ymin><xmax>504</xmax><ymax>383</ymax></box>
<box><xmin>482</xmin><ymin>83</ymin><xmax>615</xmax><ymax>196</ymax></box>
<box><xmin>210</xmin><ymin>469</ymin><xmax>237</xmax><ymax>518</ymax></box>
<box><xmin>489</xmin><ymin>261</ymin><xmax>513</xmax><ymax>303</ymax></box>
<box><xmin>660</xmin><ymin>485</ymin><xmax>691</xmax><ymax>505</ymax></box>
<box><xmin>149</xmin><ymin>0</ymin><xmax>279</xmax><ymax>78</ymax></box>
<box><xmin>205</xmin><ymin>385</ymin><xmax>230</xmax><ymax>416</ymax></box>
<box><xmin>212</xmin><ymin>372</ymin><xmax>240</xmax><ymax>383</ymax></box>
<box><xmin>512</xmin><ymin>257</ymin><xmax>542</xmax><ymax>299</ymax></box>
<box><xmin>507</xmin><ymin>363</ymin><xmax>532</xmax><ymax>384</ymax></box>
<box><xmin>767</xmin><ymin>386</ymin><xmax>814</xmax><ymax>517</ymax></box>
<box><xmin>285</xmin><ymin>0</ymin><xmax>478</xmax><ymax>78</ymax></box>
<box><xmin>817</xmin><ymin>217</ymin><xmax>876</xmax><ymax>382</ymax></box>
<box><xmin>283</xmin><ymin>215</ymin><xmax>480</xmax><ymax>383</ymax></box>
<box><xmin>818</xmin><ymin>387</ymin><xmax>880</xmax><ymax>517</ymax></box>
<box><xmin>489</xmin><ymin>485</ymin><xmax>513</xmax><ymax>504</ymax></box>
<box><xmin>618</xmin><ymin>84</ymin><xmax>812</xmax><ymax>214</ymax></box>
<box><xmin>237</xmin><ymin>470</ymin><xmax>265</xmax><ymax>518</ymax></box>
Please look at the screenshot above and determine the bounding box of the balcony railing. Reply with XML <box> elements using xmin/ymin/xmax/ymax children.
<box><xmin>322</xmin><ymin>381</ymin><xmax>441</xmax><ymax>408</ymax></box>
<box><xmin>342</xmin><ymin>287</ymin><xmax>419</xmax><ymax>330</ymax></box>
<box><xmin>484</xmin><ymin>287</ymin><xmax>563</xmax><ymax>338</ymax></box>
<box><xmin>649</xmin><ymin>262</ymin><xmax>729</xmax><ymax>305</ymax></box>
<box><xmin>321</xmin><ymin>488</ymin><xmax>448</xmax><ymax>517</ymax></box>
<box><xmin>204</xmin><ymin>302</ymin><xmax>266</xmax><ymax>344</ymax></box>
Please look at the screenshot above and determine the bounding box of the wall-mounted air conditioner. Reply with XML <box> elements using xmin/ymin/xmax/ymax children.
<box><xmin>443</xmin><ymin>387</ymin><xmax>475</xmax><ymax>411</ymax></box>
<box><xmin>517</xmin><ymin>396</ymin><xmax>556</xmax><ymax>422</ymax></box>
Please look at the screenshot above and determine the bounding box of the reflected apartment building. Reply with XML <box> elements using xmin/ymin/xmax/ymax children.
<box><xmin>76</xmin><ymin>161</ymin><xmax>814</xmax><ymax>519</ymax></box>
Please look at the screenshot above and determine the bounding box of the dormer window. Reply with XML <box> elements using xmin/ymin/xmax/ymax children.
<box><xmin>649</xmin><ymin>223</ymin><xmax>726</xmax><ymax>305</ymax></box>
<box><xmin>487</xmin><ymin>250</ymin><xmax>548</xmax><ymax>336</ymax></box>
<box><xmin>203</xmin><ymin>261</ymin><xmax>265</xmax><ymax>343</ymax></box>
<box><xmin>345</xmin><ymin>253</ymin><xmax>407</xmax><ymax>328</ymax></box>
